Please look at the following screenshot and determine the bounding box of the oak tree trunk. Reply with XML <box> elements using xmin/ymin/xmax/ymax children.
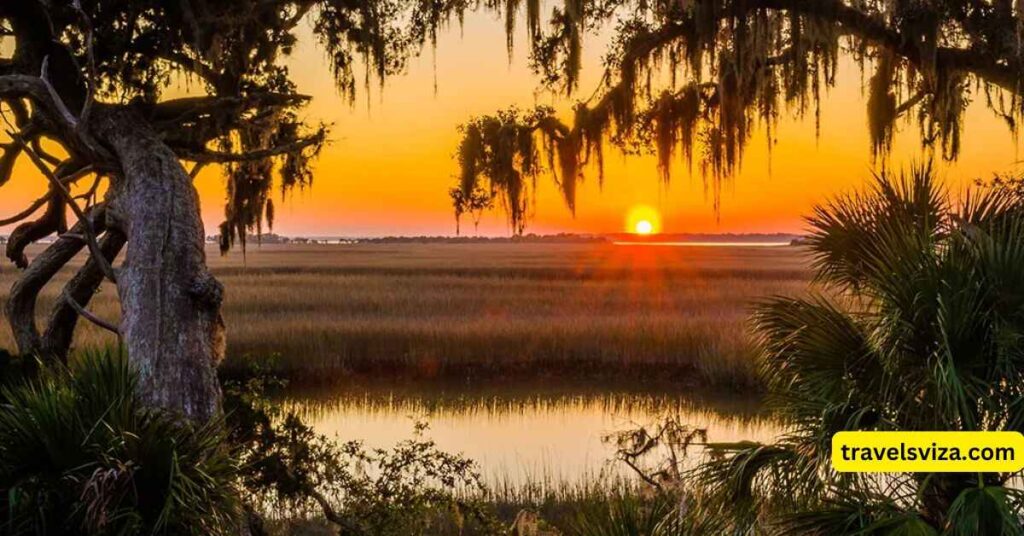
<box><xmin>92</xmin><ymin>108</ymin><xmax>226</xmax><ymax>422</ymax></box>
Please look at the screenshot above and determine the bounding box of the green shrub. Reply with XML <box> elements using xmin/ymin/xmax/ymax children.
<box><xmin>0</xmin><ymin>349</ymin><xmax>240</xmax><ymax>535</ymax></box>
<box><xmin>691</xmin><ymin>166</ymin><xmax>1024</xmax><ymax>532</ymax></box>
<box><xmin>225</xmin><ymin>374</ymin><xmax>504</xmax><ymax>535</ymax></box>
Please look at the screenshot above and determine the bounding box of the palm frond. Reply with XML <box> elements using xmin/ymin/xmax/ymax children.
<box><xmin>946</xmin><ymin>486</ymin><xmax>1024</xmax><ymax>536</ymax></box>
<box><xmin>694</xmin><ymin>166</ymin><xmax>1024</xmax><ymax>534</ymax></box>
<box><xmin>0</xmin><ymin>347</ymin><xmax>240</xmax><ymax>535</ymax></box>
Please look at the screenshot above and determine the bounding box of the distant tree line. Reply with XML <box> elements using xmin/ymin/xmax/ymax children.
<box><xmin>356</xmin><ymin>233</ymin><xmax>608</xmax><ymax>244</ymax></box>
<box><xmin>197</xmin><ymin>232</ymin><xmax>805</xmax><ymax>245</ymax></box>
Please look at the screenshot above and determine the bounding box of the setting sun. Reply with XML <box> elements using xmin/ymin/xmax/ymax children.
<box><xmin>626</xmin><ymin>205</ymin><xmax>661</xmax><ymax>235</ymax></box>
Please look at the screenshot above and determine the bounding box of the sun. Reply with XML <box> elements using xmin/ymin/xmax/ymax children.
<box><xmin>625</xmin><ymin>205</ymin><xmax>661</xmax><ymax>235</ymax></box>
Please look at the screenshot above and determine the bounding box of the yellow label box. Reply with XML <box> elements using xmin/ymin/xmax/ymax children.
<box><xmin>831</xmin><ymin>431</ymin><xmax>1024</xmax><ymax>473</ymax></box>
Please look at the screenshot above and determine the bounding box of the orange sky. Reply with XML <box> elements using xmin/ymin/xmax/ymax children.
<box><xmin>2</xmin><ymin>10</ymin><xmax>1021</xmax><ymax>237</ymax></box>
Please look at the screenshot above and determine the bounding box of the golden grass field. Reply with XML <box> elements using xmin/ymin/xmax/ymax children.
<box><xmin>0</xmin><ymin>242</ymin><xmax>812</xmax><ymax>388</ymax></box>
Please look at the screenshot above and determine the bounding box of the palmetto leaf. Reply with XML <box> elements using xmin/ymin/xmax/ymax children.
<box><xmin>0</xmin><ymin>348</ymin><xmax>240</xmax><ymax>535</ymax></box>
<box><xmin>806</xmin><ymin>164</ymin><xmax>946</xmax><ymax>297</ymax></box>
<box><xmin>946</xmin><ymin>486</ymin><xmax>1024</xmax><ymax>536</ymax></box>
<box><xmin>754</xmin><ymin>295</ymin><xmax>881</xmax><ymax>405</ymax></box>
<box><xmin>693</xmin><ymin>166</ymin><xmax>1024</xmax><ymax>533</ymax></box>
<box><xmin>775</xmin><ymin>487</ymin><xmax>933</xmax><ymax>536</ymax></box>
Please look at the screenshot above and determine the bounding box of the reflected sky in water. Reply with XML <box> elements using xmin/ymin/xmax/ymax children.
<box><xmin>278</xmin><ymin>383</ymin><xmax>781</xmax><ymax>489</ymax></box>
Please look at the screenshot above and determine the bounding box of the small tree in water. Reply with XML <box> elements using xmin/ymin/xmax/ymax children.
<box><xmin>690</xmin><ymin>165</ymin><xmax>1024</xmax><ymax>533</ymax></box>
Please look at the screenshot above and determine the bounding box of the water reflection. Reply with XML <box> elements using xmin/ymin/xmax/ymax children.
<box><xmin>277</xmin><ymin>383</ymin><xmax>781</xmax><ymax>489</ymax></box>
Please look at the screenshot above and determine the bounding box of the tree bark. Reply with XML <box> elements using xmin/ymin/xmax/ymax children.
<box><xmin>92</xmin><ymin>107</ymin><xmax>226</xmax><ymax>422</ymax></box>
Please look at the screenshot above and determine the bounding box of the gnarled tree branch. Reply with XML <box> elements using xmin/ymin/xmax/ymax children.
<box><xmin>178</xmin><ymin>130</ymin><xmax>326</xmax><ymax>163</ymax></box>
<box><xmin>11</xmin><ymin>131</ymin><xmax>117</xmax><ymax>283</ymax></box>
<box><xmin>5</xmin><ymin>205</ymin><xmax>106</xmax><ymax>359</ymax></box>
<box><xmin>6</xmin><ymin>184</ymin><xmax>67</xmax><ymax>269</ymax></box>
<box><xmin>42</xmin><ymin>229</ymin><xmax>125</xmax><ymax>363</ymax></box>
<box><xmin>149</xmin><ymin>93</ymin><xmax>311</xmax><ymax>124</ymax></box>
<box><xmin>0</xmin><ymin>192</ymin><xmax>52</xmax><ymax>227</ymax></box>
<box><xmin>0</xmin><ymin>163</ymin><xmax>96</xmax><ymax>228</ymax></box>
<box><xmin>0</xmin><ymin>74</ymin><xmax>110</xmax><ymax>162</ymax></box>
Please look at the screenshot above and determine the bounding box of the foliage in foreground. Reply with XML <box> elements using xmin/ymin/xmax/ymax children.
<box><xmin>225</xmin><ymin>373</ymin><xmax>506</xmax><ymax>535</ymax></box>
<box><xmin>0</xmin><ymin>351</ymin><xmax>509</xmax><ymax>536</ymax></box>
<box><xmin>0</xmin><ymin>350</ymin><xmax>239</xmax><ymax>535</ymax></box>
<box><xmin>689</xmin><ymin>166</ymin><xmax>1024</xmax><ymax>533</ymax></box>
<box><xmin>2</xmin><ymin>348</ymin><xmax>712</xmax><ymax>536</ymax></box>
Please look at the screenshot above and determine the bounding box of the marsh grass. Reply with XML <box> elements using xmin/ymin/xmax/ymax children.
<box><xmin>277</xmin><ymin>385</ymin><xmax>768</xmax><ymax>419</ymax></box>
<box><xmin>483</xmin><ymin>472</ymin><xmax>650</xmax><ymax>533</ymax></box>
<box><xmin>0</xmin><ymin>243</ymin><xmax>809</xmax><ymax>389</ymax></box>
<box><xmin>262</xmin><ymin>467</ymin><xmax>665</xmax><ymax>536</ymax></box>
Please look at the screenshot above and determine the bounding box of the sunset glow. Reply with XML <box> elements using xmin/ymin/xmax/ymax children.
<box><xmin>0</xmin><ymin>11</ymin><xmax>1019</xmax><ymax>238</ymax></box>
<box><xmin>626</xmin><ymin>205</ymin><xmax>661</xmax><ymax>235</ymax></box>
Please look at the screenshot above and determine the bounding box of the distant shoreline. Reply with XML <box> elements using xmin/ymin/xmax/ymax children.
<box><xmin>1</xmin><ymin>232</ymin><xmax>805</xmax><ymax>246</ymax></box>
<box><xmin>196</xmin><ymin>232</ymin><xmax>805</xmax><ymax>246</ymax></box>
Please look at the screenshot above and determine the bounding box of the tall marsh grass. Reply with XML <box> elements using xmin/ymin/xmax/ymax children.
<box><xmin>0</xmin><ymin>243</ymin><xmax>810</xmax><ymax>389</ymax></box>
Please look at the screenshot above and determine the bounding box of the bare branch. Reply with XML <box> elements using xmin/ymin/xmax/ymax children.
<box><xmin>0</xmin><ymin>163</ymin><xmax>97</xmax><ymax>229</ymax></box>
<box><xmin>31</xmin><ymin>136</ymin><xmax>64</xmax><ymax>166</ymax></box>
<box><xmin>0</xmin><ymin>75</ymin><xmax>110</xmax><ymax>161</ymax></box>
<box><xmin>6</xmin><ymin>193</ymin><xmax>67</xmax><ymax>268</ymax></box>
<box><xmin>70</xmin><ymin>0</ymin><xmax>97</xmax><ymax>124</ymax></box>
<box><xmin>4</xmin><ymin>207</ymin><xmax>104</xmax><ymax>358</ymax></box>
<box><xmin>189</xmin><ymin>162</ymin><xmax>205</xmax><ymax>179</ymax></box>
<box><xmin>0</xmin><ymin>193</ymin><xmax>51</xmax><ymax>227</ymax></box>
<box><xmin>178</xmin><ymin>131</ymin><xmax>326</xmax><ymax>163</ymax></box>
<box><xmin>0</xmin><ymin>140</ymin><xmax>22</xmax><ymax>188</ymax></box>
<box><xmin>39</xmin><ymin>57</ymin><xmax>79</xmax><ymax>129</ymax></box>
<box><xmin>308</xmin><ymin>487</ymin><xmax>362</xmax><ymax>534</ymax></box>
<box><xmin>0</xmin><ymin>122</ymin><xmax>44</xmax><ymax>188</ymax></box>
<box><xmin>9</xmin><ymin>131</ymin><xmax>116</xmax><ymax>283</ymax></box>
<box><xmin>151</xmin><ymin>93</ymin><xmax>311</xmax><ymax>121</ymax></box>
<box><xmin>60</xmin><ymin>289</ymin><xmax>120</xmax><ymax>336</ymax></box>
<box><xmin>5</xmin><ymin>98</ymin><xmax>30</xmax><ymax>127</ymax></box>
<box><xmin>895</xmin><ymin>90</ymin><xmax>927</xmax><ymax>117</ymax></box>
<box><xmin>41</xmin><ymin>229</ymin><xmax>124</xmax><ymax>361</ymax></box>
<box><xmin>74</xmin><ymin>173</ymin><xmax>103</xmax><ymax>208</ymax></box>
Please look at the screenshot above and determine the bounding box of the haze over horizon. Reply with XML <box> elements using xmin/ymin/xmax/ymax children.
<box><xmin>1</xmin><ymin>6</ymin><xmax>1020</xmax><ymax>239</ymax></box>
<box><xmin>234</xmin><ymin>230</ymin><xmax>805</xmax><ymax>239</ymax></box>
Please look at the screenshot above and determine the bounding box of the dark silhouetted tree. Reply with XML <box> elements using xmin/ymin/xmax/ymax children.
<box><xmin>0</xmin><ymin>0</ymin><xmax>473</xmax><ymax>421</ymax></box>
<box><xmin>456</xmin><ymin>0</ymin><xmax>1024</xmax><ymax>233</ymax></box>
<box><xmin>450</xmin><ymin>184</ymin><xmax>495</xmax><ymax>235</ymax></box>
<box><xmin>5</xmin><ymin>0</ymin><xmax>1022</xmax><ymax>422</ymax></box>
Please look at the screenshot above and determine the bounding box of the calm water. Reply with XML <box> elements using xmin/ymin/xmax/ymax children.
<box><xmin>612</xmin><ymin>241</ymin><xmax>791</xmax><ymax>247</ymax></box>
<box><xmin>279</xmin><ymin>384</ymin><xmax>780</xmax><ymax>489</ymax></box>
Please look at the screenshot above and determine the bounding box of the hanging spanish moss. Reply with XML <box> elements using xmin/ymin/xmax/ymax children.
<box><xmin>922</xmin><ymin>68</ymin><xmax>969</xmax><ymax>161</ymax></box>
<box><xmin>648</xmin><ymin>85</ymin><xmax>701</xmax><ymax>180</ymax></box>
<box><xmin>217</xmin><ymin>108</ymin><xmax>325</xmax><ymax>254</ymax></box>
<box><xmin>204</xmin><ymin>0</ymin><xmax>483</xmax><ymax>252</ymax></box>
<box><xmin>502</xmin><ymin>0</ymin><xmax>542</xmax><ymax>57</ymax></box>
<box><xmin>453</xmin><ymin>0</ymin><xmax>1024</xmax><ymax>234</ymax></box>
<box><xmin>868</xmin><ymin>52</ymin><xmax>898</xmax><ymax>160</ymax></box>
<box><xmin>456</xmin><ymin>109</ymin><xmax>546</xmax><ymax>234</ymax></box>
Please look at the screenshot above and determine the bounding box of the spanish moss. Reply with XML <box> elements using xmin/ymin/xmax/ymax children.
<box><xmin>454</xmin><ymin>0</ymin><xmax>1024</xmax><ymax>233</ymax></box>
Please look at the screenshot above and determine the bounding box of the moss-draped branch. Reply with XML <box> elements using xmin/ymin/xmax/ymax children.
<box><xmin>455</xmin><ymin>0</ymin><xmax>1024</xmax><ymax>233</ymax></box>
<box><xmin>0</xmin><ymin>0</ymin><xmax>499</xmax><ymax>363</ymax></box>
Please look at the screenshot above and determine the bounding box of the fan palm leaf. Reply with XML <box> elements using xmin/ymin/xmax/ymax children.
<box><xmin>691</xmin><ymin>166</ymin><xmax>1024</xmax><ymax>533</ymax></box>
